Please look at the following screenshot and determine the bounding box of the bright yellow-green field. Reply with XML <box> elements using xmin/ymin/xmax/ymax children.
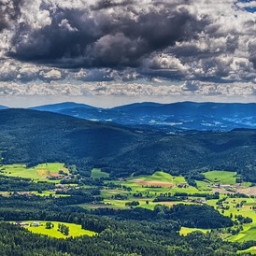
<box><xmin>132</xmin><ymin>171</ymin><xmax>173</xmax><ymax>182</ymax></box>
<box><xmin>179</xmin><ymin>227</ymin><xmax>210</xmax><ymax>236</ymax></box>
<box><xmin>179</xmin><ymin>196</ymin><xmax>256</xmax><ymax>242</ymax></box>
<box><xmin>206</xmin><ymin>196</ymin><xmax>256</xmax><ymax>242</ymax></box>
<box><xmin>23</xmin><ymin>221</ymin><xmax>97</xmax><ymax>239</ymax></box>
<box><xmin>0</xmin><ymin>163</ymin><xmax>69</xmax><ymax>182</ymax></box>
<box><xmin>130</xmin><ymin>171</ymin><xmax>186</xmax><ymax>184</ymax></box>
<box><xmin>228</xmin><ymin>226</ymin><xmax>256</xmax><ymax>242</ymax></box>
<box><xmin>203</xmin><ymin>171</ymin><xmax>238</xmax><ymax>185</ymax></box>
<box><xmin>195</xmin><ymin>180</ymin><xmax>212</xmax><ymax>191</ymax></box>
<box><xmin>238</xmin><ymin>246</ymin><xmax>256</xmax><ymax>254</ymax></box>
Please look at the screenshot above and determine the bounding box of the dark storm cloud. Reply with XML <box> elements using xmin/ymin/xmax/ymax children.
<box><xmin>2</xmin><ymin>0</ymin><xmax>256</xmax><ymax>89</ymax></box>
<box><xmin>8</xmin><ymin>0</ymin><xmax>209</xmax><ymax>70</ymax></box>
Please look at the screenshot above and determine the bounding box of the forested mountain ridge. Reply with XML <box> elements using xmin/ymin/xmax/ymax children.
<box><xmin>1</xmin><ymin>109</ymin><xmax>256</xmax><ymax>182</ymax></box>
<box><xmin>31</xmin><ymin>101</ymin><xmax>256</xmax><ymax>131</ymax></box>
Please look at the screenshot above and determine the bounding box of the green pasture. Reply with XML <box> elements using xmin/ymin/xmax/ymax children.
<box><xmin>228</xmin><ymin>225</ymin><xmax>256</xmax><ymax>242</ymax></box>
<box><xmin>108</xmin><ymin>171</ymin><xmax>203</xmax><ymax>196</ymax></box>
<box><xmin>179</xmin><ymin>227</ymin><xmax>210</xmax><ymax>236</ymax></box>
<box><xmin>207</xmin><ymin>196</ymin><xmax>256</xmax><ymax>242</ymax></box>
<box><xmin>23</xmin><ymin>221</ymin><xmax>97</xmax><ymax>239</ymax></box>
<box><xmin>195</xmin><ymin>180</ymin><xmax>212</xmax><ymax>191</ymax></box>
<box><xmin>99</xmin><ymin>171</ymin><xmax>210</xmax><ymax>212</ymax></box>
<box><xmin>203</xmin><ymin>171</ymin><xmax>237</xmax><ymax>185</ymax></box>
<box><xmin>0</xmin><ymin>163</ymin><xmax>69</xmax><ymax>183</ymax></box>
<box><xmin>133</xmin><ymin>171</ymin><xmax>173</xmax><ymax>182</ymax></box>
<box><xmin>238</xmin><ymin>246</ymin><xmax>256</xmax><ymax>254</ymax></box>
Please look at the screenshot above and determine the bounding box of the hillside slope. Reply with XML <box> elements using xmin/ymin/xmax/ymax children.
<box><xmin>1</xmin><ymin>109</ymin><xmax>256</xmax><ymax>181</ymax></box>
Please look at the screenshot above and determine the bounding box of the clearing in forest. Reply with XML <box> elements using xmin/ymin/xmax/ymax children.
<box><xmin>20</xmin><ymin>221</ymin><xmax>97</xmax><ymax>239</ymax></box>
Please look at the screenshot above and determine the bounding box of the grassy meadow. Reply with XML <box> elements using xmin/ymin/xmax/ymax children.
<box><xmin>0</xmin><ymin>163</ymin><xmax>69</xmax><ymax>182</ymax></box>
<box><xmin>203</xmin><ymin>171</ymin><xmax>238</xmax><ymax>185</ymax></box>
<box><xmin>179</xmin><ymin>227</ymin><xmax>210</xmax><ymax>236</ymax></box>
<box><xmin>24</xmin><ymin>221</ymin><xmax>97</xmax><ymax>239</ymax></box>
<box><xmin>4</xmin><ymin>163</ymin><xmax>256</xmax><ymax>249</ymax></box>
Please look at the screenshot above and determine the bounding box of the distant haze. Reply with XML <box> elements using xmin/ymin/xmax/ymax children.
<box><xmin>1</xmin><ymin>95</ymin><xmax>256</xmax><ymax>109</ymax></box>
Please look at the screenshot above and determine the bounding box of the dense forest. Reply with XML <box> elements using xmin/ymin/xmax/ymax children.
<box><xmin>0</xmin><ymin>221</ymin><xmax>245</xmax><ymax>256</ymax></box>
<box><xmin>0</xmin><ymin>205</ymin><xmax>250</xmax><ymax>256</ymax></box>
<box><xmin>1</xmin><ymin>109</ymin><xmax>256</xmax><ymax>182</ymax></box>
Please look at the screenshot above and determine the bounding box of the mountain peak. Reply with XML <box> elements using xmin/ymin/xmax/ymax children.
<box><xmin>30</xmin><ymin>102</ymin><xmax>96</xmax><ymax>112</ymax></box>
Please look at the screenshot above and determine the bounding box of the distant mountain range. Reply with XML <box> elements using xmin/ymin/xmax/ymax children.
<box><xmin>30</xmin><ymin>101</ymin><xmax>256</xmax><ymax>131</ymax></box>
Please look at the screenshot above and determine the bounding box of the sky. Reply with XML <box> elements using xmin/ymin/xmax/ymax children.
<box><xmin>1</xmin><ymin>0</ymin><xmax>256</xmax><ymax>107</ymax></box>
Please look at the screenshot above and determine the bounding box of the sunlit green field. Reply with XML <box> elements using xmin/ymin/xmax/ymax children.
<box><xmin>179</xmin><ymin>227</ymin><xmax>210</xmax><ymax>236</ymax></box>
<box><xmin>0</xmin><ymin>163</ymin><xmax>69</xmax><ymax>183</ymax></box>
<box><xmin>86</xmin><ymin>169</ymin><xmax>256</xmax><ymax>232</ymax></box>
<box><xmin>195</xmin><ymin>180</ymin><xmax>212</xmax><ymax>191</ymax></box>
<box><xmin>23</xmin><ymin>221</ymin><xmax>97</xmax><ymax>239</ymax></box>
<box><xmin>238</xmin><ymin>246</ymin><xmax>256</xmax><ymax>254</ymax></box>
<box><xmin>6</xmin><ymin>165</ymin><xmax>256</xmax><ymax>244</ymax></box>
<box><xmin>5</xmin><ymin>165</ymin><xmax>256</xmax><ymax>248</ymax></box>
<box><xmin>108</xmin><ymin>171</ymin><xmax>204</xmax><ymax>198</ymax></box>
<box><xmin>206</xmin><ymin>196</ymin><xmax>256</xmax><ymax>242</ymax></box>
<box><xmin>131</xmin><ymin>171</ymin><xmax>172</xmax><ymax>181</ymax></box>
<box><xmin>178</xmin><ymin>196</ymin><xmax>256</xmax><ymax>242</ymax></box>
<box><xmin>203</xmin><ymin>171</ymin><xmax>237</xmax><ymax>185</ymax></box>
<box><xmin>95</xmin><ymin>171</ymin><xmax>215</xmax><ymax>211</ymax></box>
<box><xmin>228</xmin><ymin>225</ymin><xmax>256</xmax><ymax>242</ymax></box>
<box><xmin>98</xmin><ymin>170</ymin><xmax>256</xmax><ymax>244</ymax></box>
<box><xmin>129</xmin><ymin>171</ymin><xmax>186</xmax><ymax>184</ymax></box>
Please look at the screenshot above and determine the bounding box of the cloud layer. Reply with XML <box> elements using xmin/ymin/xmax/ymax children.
<box><xmin>1</xmin><ymin>0</ymin><xmax>256</xmax><ymax>99</ymax></box>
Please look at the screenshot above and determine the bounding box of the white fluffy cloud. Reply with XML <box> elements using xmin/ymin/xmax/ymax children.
<box><xmin>40</xmin><ymin>69</ymin><xmax>62</xmax><ymax>80</ymax></box>
<box><xmin>1</xmin><ymin>80</ymin><xmax>256</xmax><ymax>100</ymax></box>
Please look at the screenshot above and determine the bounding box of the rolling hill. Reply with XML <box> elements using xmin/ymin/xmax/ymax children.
<box><xmin>0</xmin><ymin>109</ymin><xmax>256</xmax><ymax>181</ymax></box>
<box><xmin>30</xmin><ymin>102</ymin><xmax>256</xmax><ymax>131</ymax></box>
<box><xmin>31</xmin><ymin>102</ymin><xmax>95</xmax><ymax>112</ymax></box>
